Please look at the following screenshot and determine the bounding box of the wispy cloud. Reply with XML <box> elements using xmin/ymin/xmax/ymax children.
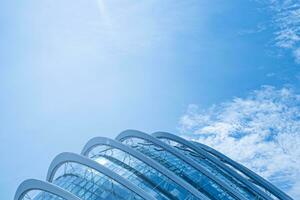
<box><xmin>262</xmin><ymin>0</ymin><xmax>300</xmax><ymax>63</ymax></box>
<box><xmin>179</xmin><ymin>86</ymin><xmax>300</xmax><ymax>198</ymax></box>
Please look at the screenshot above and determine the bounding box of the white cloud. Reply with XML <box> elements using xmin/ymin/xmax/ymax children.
<box><xmin>179</xmin><ymin>86</ymin><xmax>300</xmax><ymax>199</ymax></box>
<box><xmin>293</xmin><ymin>47</ymin><xmax>300</xmax><ymax>63</ymax></box>
<box><xmin>262</xmin><ymin>0</ymin><xmax>300</xmax><ymax>63</ymax></box>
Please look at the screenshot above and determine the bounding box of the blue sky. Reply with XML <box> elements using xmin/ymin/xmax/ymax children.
<box><xmin>1</xmin><ymin>0</ymin><xmax>300</xmax><ymax>199</ymax></box>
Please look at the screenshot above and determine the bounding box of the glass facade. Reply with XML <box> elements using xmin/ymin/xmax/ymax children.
<box><xmin>191</xmin><ymin>142</ymin><xmax>282</xmax><ymax>200</ymax></box>
<box><xmin>22</xmin><ymin>190</ymin><xmax>65</xmax><ymax>200</ymax></box>
<box><xmin>87</xmin><ymin>145</ymin><xmax>198</xmax><ymax>200</ymax></box>
<box><xmin>15</xmin><ymin>130</ymin><xmax>292</xmax><ymax>200</ymax></box>
<box><xmin>52</xmin><ymin>162</ymin><xmax>144</xmax><ymax>200</ymax></box>
<box><xmin>157</xmin><ymin>138</ymin><xmax>259</xmax><ymax>200</ymax></box>
<box><xmin>120</xmin><ymin>137</ymin><xmax>236</xmax><ymax>200</ymax></box>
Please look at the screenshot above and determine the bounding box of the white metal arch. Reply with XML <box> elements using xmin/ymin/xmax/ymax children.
<box><xmin>116</xmin><ymin>129</ymin><xmax>247</xmax><ymax>200</ymax></box>
<box><xmin>152</xmin><ymin>131</ymin><xmax>273</xmax><ymax>200</ymax></box>
<box><xmin>14</xmin><ymin>179</ymin><xmax>82</xmax><ymax>200</ymax></box>
<box><xmin>81</xmin><ymin>136</ymin><xmax>208</xmax><ymax>200</ymax></box>
<box><xmin>192</xmin><ymin>141</ymin><xmax>293</xmax><ymax>200</ymax></box>
<box><xmin>47</xmin><ymin>152</ymin><xmax>156</xmax><ymax>200</ymax></box>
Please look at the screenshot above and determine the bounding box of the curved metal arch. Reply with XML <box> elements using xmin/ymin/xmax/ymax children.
<box><xmin>14</xmin><ymin>179</ymin><xmax>82</xmax><ymax>200</ymax></box>
<box><xmin>152</xmin><ymin>131</ymin><xmax>273</xmax><ymax>200</ymax></box>
<box><xmin>81</xmin><ymin>136</ymin><xmax>208</xmax><ymax>200</ymax></box>
<box><xmin>116</xmin><ymin>129</ymin><xmax>246</xmax><ymax>200</ymax></box>
<box><xmin>47</xmin><ymin>152</ymin><xmax>156</xmax><ymax>200</ymax></box>
<box><xmin>192</xmin><ymin>141</ymin><xmax>293</xmax><ymax>200</ymax></box>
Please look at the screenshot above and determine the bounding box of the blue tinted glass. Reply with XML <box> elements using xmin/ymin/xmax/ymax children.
<box><xmin>23</xmin><ymin>191</ymin><xmax>65</xmax><ymax>200</ymax></box>
<box><xmin>192</xmin><ymin>141</ymin><xmax>280</xmax><ymax>200</ymax></box>
<box><xmin>121</xmin><ymin>137</ymin><xmax>236</xmax><ymax>200</ymax></box>
<box><xmin>52</xmin><ymin>162</ymin><xmax>144</xmax><ymax>200</ymax></box>
<box><xmin>88</xmin><ymin>145</ymin><xmax>200</xmax><ymax>200</ymax></box>
<box><xmin>158</xmin><ymin>138</ymin><xmax>259</xmax><ymax>200</ymax></box>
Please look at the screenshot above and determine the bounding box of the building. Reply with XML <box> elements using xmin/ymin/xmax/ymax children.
<box><xmin>15</xmin><ymin>130</ymin><xmax>292</xmax><ymax>200</ymax></box>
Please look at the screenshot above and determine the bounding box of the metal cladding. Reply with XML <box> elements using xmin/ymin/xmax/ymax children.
<box><xmin>15</xmin><ymin>130</ymin><xmax>293</xmax><ymax>200</ymax></box>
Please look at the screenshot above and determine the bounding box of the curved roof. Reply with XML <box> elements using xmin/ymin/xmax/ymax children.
<box><xmin>14</xmin><ymin>179</ymin><xmax>82</xmax><ymax>200</ymax></box>
<box><xmin>116</xmin><ymin>129</ymin><xmax>246</xmax><ymax>200</ymax></box>
<box><xmin>15</xmin><ymin>130</ymin><xmax>292</xmax><ymax>200</ymax></box>
<box><xmin>192</xmin><ymin>141</ymin><xmax>293</xmax><ymax>200</ymax></box>
<box><xmin>152</xmin><ymin>131</ymin><xmax>273</xmax><ymax>200</ymax></box>
<box><xmin>47</xmin><ymin>152</ymin><xmax>155</xmax><ymax>200</ymax></box>
<box><xmin>81</xmin><ymin>136</ymin><xmax>207</xmax><ymax>200</ymax></box>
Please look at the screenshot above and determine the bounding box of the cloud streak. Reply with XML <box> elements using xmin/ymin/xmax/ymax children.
<box><xmin>179</xmin><ymin>86</ymin><xmax>300</xmax><ymax>198</ymax></box>
<box><xmin>262</xmin><ymin>0</ymin><xmax>300</xmax><ymax>63</ymax></box>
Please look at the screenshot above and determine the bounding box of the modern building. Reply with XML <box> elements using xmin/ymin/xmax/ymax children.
<box><xmin>15</xmin><ymin>130</ymin><xmax>292</xmax><ymax>200</ymax></box>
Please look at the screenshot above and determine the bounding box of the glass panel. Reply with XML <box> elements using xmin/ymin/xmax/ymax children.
<box><xmin>158</xmin><ymin>138</ymin><xmax>260</xmax><ymax>200</ymax></box>
<box><xmin>88</xmin><ymin>145</ymin><xmax>199</xmax><ymax>200</ymax></box>
<box><xmin>52</xmin><ymin>162</ymin><xmax>144</xmax><ymax>200</ymax></box>
<box><xmin>192</xmin><ymin>141</ymin><xmax>280</xmax><ymax>200</ymax></box>
<box><xmin>121</xmin><ymin>137</ymin><xmax>237</xmax><ymax>200</ymax></box>
<box><xmin>21</xmin><ymin>190</ymin><xmax>65</xmax><ymax>200</ymax></box>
